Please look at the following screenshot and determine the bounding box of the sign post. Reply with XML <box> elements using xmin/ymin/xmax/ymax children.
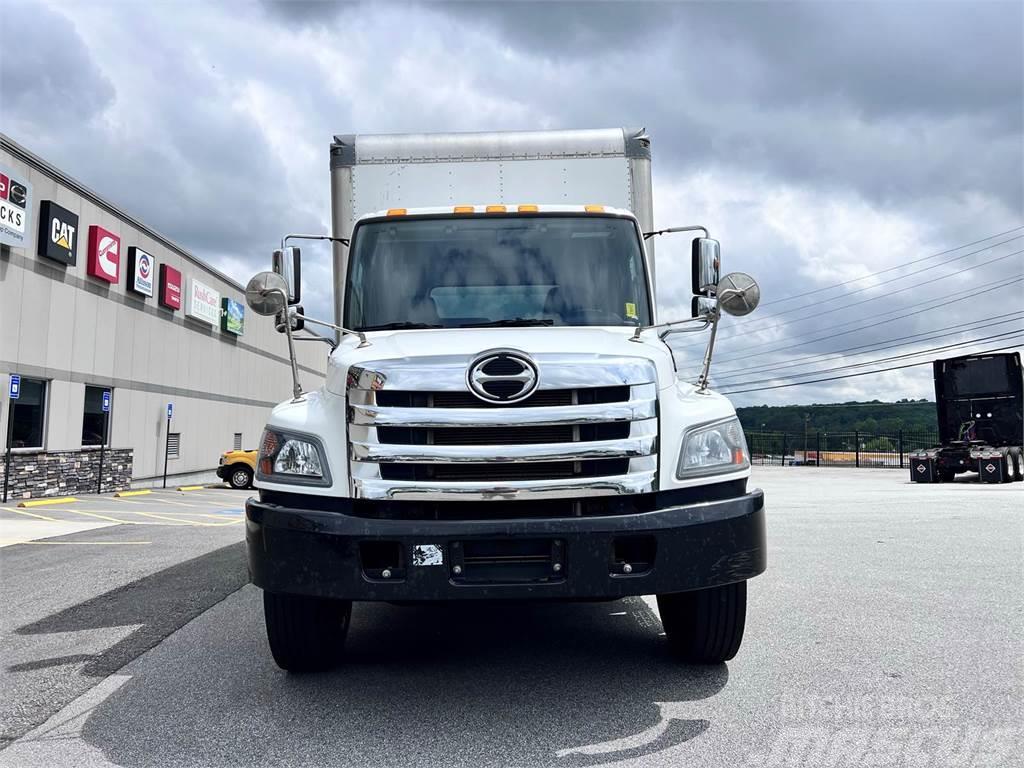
<box><xmin>3</xmin><ymin>375</ymin><xmax>20</xmax><ymax>503</ymax></box>
<box><xmin>96</xmin><ymin>390</ymin><xmax>111</xmax><ymax>494</ymax></box>
<box><xmin>163</xmin><ymin>403</ymin><xmax>173</xmax><ymax>489</ymax></box>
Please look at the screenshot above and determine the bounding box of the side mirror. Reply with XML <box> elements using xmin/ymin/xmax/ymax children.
<box><xmin>272</xmin><ymin>247</ymin><xmax>302</xmax><ymax>304</ymax></box>
<box><xmin>691</xmin><ymin>296</ymin><xmax>717</xmax><ymax>319</ymax></box>
<box><xmin>276</xmin><ymin>305</ymin><xmax>305</xmax><ymax>334</ymax></box>
<box><xmin>245</xmin><ymin>271</ymin><xmax>289</xmax><ymax>316</ymax></box>
<box><xmin>716</xmin><ymin>272</ymin><xmax>761</xmax><ymax>316</ymax></box>
<box><xmin>691</xmin><ymin>238</ymin><xmax>720</xmax><ymax>295</ymax></box>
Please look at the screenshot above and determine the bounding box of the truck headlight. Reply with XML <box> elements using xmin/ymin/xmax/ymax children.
<box><xmin>677</xmin><ymin>417</ymin><xmax>750</xmax><ymax>479</ymax></box>
<box><xmin>257</xmin><ymin>428</ymin><xmax>331</xmax><ymax>486</ymax></box>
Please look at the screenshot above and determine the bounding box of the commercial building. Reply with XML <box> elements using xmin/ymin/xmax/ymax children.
<box><xmin>0</xmin><ymin>134</ymin><xmax>325</xmax><ymax>499</ymax></box>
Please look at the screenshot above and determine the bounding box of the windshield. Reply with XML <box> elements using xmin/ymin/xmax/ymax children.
<box><xmin>343</xmin><ymin>215</ymin><xmax>652</xmax><ymax>330</ymax></box>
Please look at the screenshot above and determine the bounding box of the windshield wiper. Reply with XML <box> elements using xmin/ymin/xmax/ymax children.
<box><xmin>460</xmin><ymin>318</ymin><xmax>554</xmax><ymax>328</ymax></box>
<box><xmin>359</xmin><ymin>321</ymin><xmax>444</xmax><ymax>331</ymax></box>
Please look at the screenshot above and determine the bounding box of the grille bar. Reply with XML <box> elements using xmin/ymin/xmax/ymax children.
<box><xmin>350</xmin><ymin>398</ymin><xmax>656</xmax><ymax>428</ymax></box>
<box><xmin>351</xmin><ymin>435</ymin><xmax>656</xmax><ymax>463</ymax></box>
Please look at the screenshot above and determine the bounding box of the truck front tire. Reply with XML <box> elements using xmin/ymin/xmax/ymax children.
<box><xmin>657</xmin><ymin>581</ymin><xmax>747</xmax><ymax>664</ymax></box>
<box><xmin>228</xmin><ymin>465</ymin><xmax>253</xmax><ymax>490</ymax></box>
<box><xmin>263</xmin><ymin>591</ymin><xmax>352</xmax><ymax>672</ymax></box>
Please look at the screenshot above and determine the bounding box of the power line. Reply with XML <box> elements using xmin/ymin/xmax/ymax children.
<box><xmin>758</xmin><ymin>225</ymin><xmax>1024</xmax><ymax>307</ymax></box>
<box><xmin>703</xmin><ymin>274</ymin><xmax>1024</xmax><ymax>364</ymax></box>
<box><xmin>711</xmin><ymin>312</ymin><xmax>1024</xmax><ymax>381</ymax></box>
<box><xmin>674</xmin><ymin>245</ymin><xmax>1024</xmax><ymax>350</ymax></box>
<box><xmin>717</xmin><ymin>345</ymin><xmax>1022</xmax><ymax>395</ymax></box>
<box><xmin>713</xmin><ymin>329</ymin><xmax>1023</xmax><ymax>389</ymax></box>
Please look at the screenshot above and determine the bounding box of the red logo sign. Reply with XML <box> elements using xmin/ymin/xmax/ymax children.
<box><xmin>0</xmin><ymin>173</ymin><xmax>8</xmax><ymax>201</ymax></box>
<box><xmin>87</xmin><ymin>226</ymin><xmax>121</xmax><ymax>283</ymax></box>
<box><xmin>159</xmin><ymin>264</ymin><xmax>182</xmax><ymax>310</ymax></box>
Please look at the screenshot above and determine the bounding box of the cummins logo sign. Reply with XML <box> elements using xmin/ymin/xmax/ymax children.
<box><xmin>87</xmin><ymin>225</ymin><xmax>121</xmax><ymax>283</ymax></box>
<box><xmin>38</xmin><ymin>201</ymin><xmax>78</xmax><ymax>265</ymax></box>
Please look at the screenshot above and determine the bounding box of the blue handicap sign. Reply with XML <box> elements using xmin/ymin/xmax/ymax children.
<box><xmin>167</xmin><ymin>403</ymin><xmax>173</xmax><ymax>419</ymax></box>
<box><xmin>102</xmin><ymin>390</ymin><xmax>111</xmax><ymax>412</ymax></box>
<box><xmin>8</xmin><ymin>375</ymin><xmax>20</xmax><ymax>400</ymax></box>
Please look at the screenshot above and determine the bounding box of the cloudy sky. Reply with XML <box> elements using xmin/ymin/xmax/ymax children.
<box><xmin>4</xmin><ymin>0</ymin><xmax>1022</xmax><ymax>406</ymax></box>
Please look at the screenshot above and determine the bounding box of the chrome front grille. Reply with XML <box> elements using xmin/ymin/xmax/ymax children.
<box><xmin>346</xmin><ymin>354</ymin><xmax>659</xmax><ymax>501</ymax></box>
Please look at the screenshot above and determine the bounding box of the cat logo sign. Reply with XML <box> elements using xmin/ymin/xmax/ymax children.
<box><xmin>87</xmin><ymin>225</ymin><xmax>121</xmax><ymax>283</ymax></box>
<box><xmin>38</xmin><ymin>201</ymin><xmax>79</xmax><ymax>266</ymax></box>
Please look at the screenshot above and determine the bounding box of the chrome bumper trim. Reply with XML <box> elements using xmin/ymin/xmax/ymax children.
<box><xmin>352</xmin><ymin>471</ymin><xmax>657</xmax><ymax>501</ymax></box>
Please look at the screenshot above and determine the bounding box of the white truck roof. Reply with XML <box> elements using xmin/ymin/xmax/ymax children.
<box><xmin>354</xmin><ymin>204</ymin><xmax>638</xmax><ymax>224</ymax></box>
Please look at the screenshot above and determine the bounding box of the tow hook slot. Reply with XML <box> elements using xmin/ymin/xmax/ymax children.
<box><xmin>360</xmin><ymin>541</ymin><xmax>406</xmax><ymax>581</ymax></box>
<box><xmin>449</xmin><ymin>539</ymin><xmax>565</xmax><ymax>584</ymax></box>
<box><xmin>610</xmin><ymin>536</ymin><xmax>656</xmax><ymax>576</ymax></box>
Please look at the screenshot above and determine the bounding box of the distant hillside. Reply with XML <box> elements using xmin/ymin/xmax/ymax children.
<box><xmin>737</xmin><ymin>400</ymin><xmax>937</xmax><ymax>434</ymax></box>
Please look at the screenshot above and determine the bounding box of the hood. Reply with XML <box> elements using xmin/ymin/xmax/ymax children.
<box><xmin>324</xmin><ymin>326</ymin><xmax>679</xmax><ymax>395</ymax></box>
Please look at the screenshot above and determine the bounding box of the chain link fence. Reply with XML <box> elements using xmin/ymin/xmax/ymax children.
<box><xmin>745</xmin><ymin>430</ymin><xmax>940</xmax><ymax>469</ymax></box>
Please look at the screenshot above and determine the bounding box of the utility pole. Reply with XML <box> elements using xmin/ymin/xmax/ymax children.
<box><xmin>803</xmin><ymin>413</ymin><xmax>810</xmax><ymax>466</ymax></box>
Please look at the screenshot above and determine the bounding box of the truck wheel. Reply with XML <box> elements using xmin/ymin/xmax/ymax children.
<box><xmin>657</xmin><ymin>581</ymin><xmax>747</xmax><ymax>664</ymax></box>
<box><xmin>263</xmin><ymin>591</ymin><xmax>352</xmax><ymax>672</ymax></box>
<box><xmin>229</xmin><ymin>465</ymin><xmax>253</xmax><ymax>489</ymax></box>
<box><xmin>1009</xmin><ymin>450</ymin><xmax>1022</xmax><ymax>482</ymax></box>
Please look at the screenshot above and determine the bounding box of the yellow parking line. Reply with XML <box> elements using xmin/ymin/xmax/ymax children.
<box><xmin>125</xmin><ymin>509</ymin><xmax>214</xmax><ymax>526</ymax></box>
<box><xmin>1</xmin><ymin>506</ymin><xmax>59</xmax><ymax>521</ymax></box>
<box><xmin>176</xmin><ymin>485</ymin><xmax>205</xmax><ymax>491</ymax></box>
<box><xmin>63</xmin><ymin>509</ymin><xmax>141</xmax><ymax>525</ymax></box>
<box><xmin>17</xmin><ymin>497</ymin><xmax>78</xmax><ymax>508</ymax></box>
<box><xmin>113</xmin><ymin>490</ymin><xmax>152</xmax><ymax>498</ymax></box>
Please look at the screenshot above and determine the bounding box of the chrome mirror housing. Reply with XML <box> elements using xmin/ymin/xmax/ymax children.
<box><xmin>691</xmin><ymin>238</ymin><xmax>721</xmax><ymax>295</ymax></box>
<box><xmin>272</xmin><ymin>246</ymin><xmax>302</xmax><ymax>304</ymax></box>
<box><xmin>245</xmin><ymin>271</ymin><xmax>289</xmax><ymax>316</ymax></box>
<box><xmin>691</xmin><ymin>295</ymin><xmax>717</xmax><ymax>319</ymax></box>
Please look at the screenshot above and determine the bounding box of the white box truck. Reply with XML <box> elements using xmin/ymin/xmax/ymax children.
<box><xmin>243</xmin><ymin>128</ymin><xmax>767</xmax><ymax>671</ymax></box>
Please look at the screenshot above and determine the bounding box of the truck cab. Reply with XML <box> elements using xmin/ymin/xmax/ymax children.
<box><xmin>242</xmin><ymin>130</ymin><xmax>767</xmax><ymax>672</ymax></box>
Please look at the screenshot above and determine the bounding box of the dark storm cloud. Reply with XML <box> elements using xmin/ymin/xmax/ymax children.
<box><xmin>0</xmin><ymin>1</ymin><xmax>115</xmax><ymax>124</ymax></box>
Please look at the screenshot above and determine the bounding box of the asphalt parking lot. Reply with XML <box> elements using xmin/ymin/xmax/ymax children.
<box><xmin>0</xmin><ymin>469</ymin><xmax>1020</xmax><ymax>767</ymax></box>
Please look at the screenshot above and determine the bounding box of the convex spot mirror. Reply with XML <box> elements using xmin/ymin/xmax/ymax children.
<box><xmin>716</xmin><ymin>272</ymin><xmax>761</xmax><ymax>317</ymax></box>
<box><xmin>272</xmin><ymin>246</ymin><xmax>302</xmax><ymax>304</ymax></box>
<box><xmin>691</xmin><ymin>238</ymin><xmax>720</xmax><ymax>295</ymax></box>
<box><xmin>245</xmin><ymin>271</ymin><xmax>289</xmax><ymax>316</ymax></box>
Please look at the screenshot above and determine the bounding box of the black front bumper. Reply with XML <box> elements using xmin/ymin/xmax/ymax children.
<box><xmin>245</xmin><ymin>487</ymin><xmax>766</xmax><ymax>601</ymax></box>
<box><xmin>216</xmin><ymin>465</ymin><xmax>230</xmax><ymax>480</ymax></box>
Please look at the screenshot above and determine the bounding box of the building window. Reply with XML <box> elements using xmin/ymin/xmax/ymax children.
<box><xmin>9</xmin><ymin>377</ymin><xmax>46</xmax><ymax>449</ymax></box>
<box><xmin>233</xmin><ymin>432</ymin><xmax>243</xmax><ymax>451</ymax></box>
<box><xmin>167</xmin><ymin>432</ymin><xmax>181</xmax><ymax>459</ymax></box>
<box><xmin>82</xmin><ymin>386</ymin><xmax>111</xmax><ymax>446</ymax></box>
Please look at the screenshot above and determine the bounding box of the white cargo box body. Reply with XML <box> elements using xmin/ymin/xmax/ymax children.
<box><xmin>329</xmin><ymin>128</ymin><xmax>655</xmax><ymax>325</ymax></box>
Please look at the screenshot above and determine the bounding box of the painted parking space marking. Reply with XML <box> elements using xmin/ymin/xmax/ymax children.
<box><xmin>1</xmin><ymin>507</ymin><xmax>58</xmax><ymax>521</ymax></box>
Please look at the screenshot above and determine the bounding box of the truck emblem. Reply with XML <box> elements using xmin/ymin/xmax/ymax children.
<box><xmin>466</xmin><ymin>349</ymin><xmax>539</xmax><ymax>403</ymax></box>
<box><xmin>915</xmin><ymin>464</ymin><xmax>925</xmax><ymax>474</ymax></box>
<box><xmin>985</xmin><ymin>463</ymin><xmax>996</xmax><ymax>474</ymax></box>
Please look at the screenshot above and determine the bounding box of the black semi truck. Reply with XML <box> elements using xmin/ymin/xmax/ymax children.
<box><xmin>910</xmin><ymin>351</ymin><xmax>1023</xmax><ymax>483</ymax></box>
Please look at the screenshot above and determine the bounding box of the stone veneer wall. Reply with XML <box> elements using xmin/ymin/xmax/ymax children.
<box><xmin>0</xmin><ymin>449</ymin><xmax>133</xmax><ymax>500</ymax></box>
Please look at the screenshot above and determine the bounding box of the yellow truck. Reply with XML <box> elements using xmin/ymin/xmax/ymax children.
<box><xmin>217</xmin><ymin>449</ymin><xmax>256</xmax><ymax>489</ymax></box>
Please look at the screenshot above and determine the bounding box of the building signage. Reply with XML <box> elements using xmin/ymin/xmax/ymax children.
<box><xmin>101</xmin><ymin>390</ymin><xmax>111</xmax><ymax>413</ymax></box>
<box><xmin>127</xmin><ymin>246</ymin><xmax>155</xmax><ymax>297</ymax></box>
<box><xmin>37</xmin><ymin>201</ymin><xmax>79</xmax><ymax>265</ymax></box>
<box><xmin>0</xmin><ymin>164</ymin><xmax>33</xmax><ymax>248</ymax></box>
<box><xmin>221</xmin><ymin>297</ymin><xmax>245</xmax><ymax>335</ymax></box>
<box><xmin>9</xmin><ymin>375</ymin><xmax>21</xmax><ymax>400</ymax></box>
<box><xmin>158</xmin><ymin>264</ymin><xmax>182</xmax><ymax>310</ymax></box>
<box><xmin>187</xmin><ymin>277</ymin><xmax>221</xmax><ymax>326</ymax></box>
<box><xmin>87</xmin><ymin>225</ymin><xmax>121</xmax><ymax>283</ymax></box>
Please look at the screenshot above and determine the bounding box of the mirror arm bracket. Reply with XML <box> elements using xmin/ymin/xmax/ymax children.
<box><xmin>291</xmin><ymin>311</ymin><xmax>370</xmax><ymax>348</ymax></box>
<box><xmin>642</xmin><ymin>224</ymin><xmax>709</xmax><ymax>241</ymax></box>
<box><xmin>282</xmin><ymin>233</ymin><xmax>350</xmax><ymax>248</ymax></box>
